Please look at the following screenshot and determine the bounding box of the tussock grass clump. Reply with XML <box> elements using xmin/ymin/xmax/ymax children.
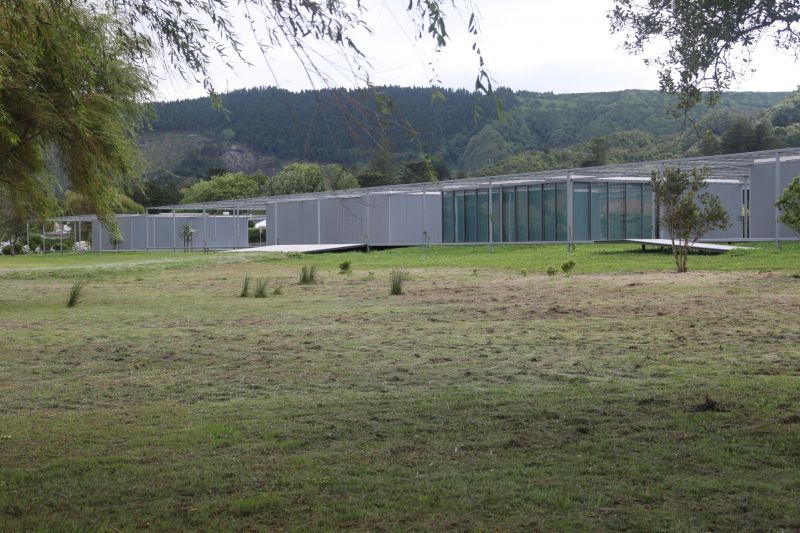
<box><xmin>390</xmin><ymin>268</ymin><xmax>407</xmax><ymax>295</ymax></box>
<box><xmin>546</xmin><ymin>266</ymin><xmax>558</xmax><ymax>277</ymax></box>
<box><xmin>272</xmin><ymin>285</ymin><xmax>283</xmax><ymax>296</ymax></box>
<box><xmin>367</xmin><ymin>271</ymin><xmax>375</xmax><ymax>280</ymax></box>
<box><xmin>299</xmin><ymin>265</ymin><xmax>318</xmax><ymax>285</ymax></box>
<box><xmin>66</xmin><ymin>280</ymin><xmax>85</xmax><ymax>307</ymax></box>
<box><xmin>253</xmin><ymin>278</ymin><xmax>269</xmax><ymax>298</ymax></box>
<box><xmin>561</xmin><ymin>260</ymin><xmax>576</xmax><ymax>274</ymax></box>
<box><xmin>240</xmin><ymin>274</ymin><xmax>251</xmax><ymax>297</ymax></box>
<box><xmin>520</xmin><ymin>268</ymin><xmax>528</xmax><ymax>277</ymax></box>
<box><xmin>339</xmin><ymin>260</ymin><xmax>352</xmax><ymax>274</ymax></box>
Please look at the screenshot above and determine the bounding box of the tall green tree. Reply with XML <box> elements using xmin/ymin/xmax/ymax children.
<box><xmin>0</xmin><ymin>0</ymin><xmax>151</xmax><ymax>227</ymax></box>
<box><xmin>610</xmin><ymin>1</ymin><xmax>800</xmax><ymax>112</ymax></box>
<box><xmin>775</xmin><ymin>175</ymin><xmax>800</xmax><ymax>235</ymax></box>
<box><xmin>180</xmin><ymin>172</ymin><xmax>268</xmax><ymax>204</ymax></box>
<box><xmin>270</xmin><ymin>163</ymin><xmax>358</xmax><ymax>196</ymax></box>
<box><xmin>651</xmin><ymin>167</ymin><xmax>730</xmax><ymax>273</ymax></box>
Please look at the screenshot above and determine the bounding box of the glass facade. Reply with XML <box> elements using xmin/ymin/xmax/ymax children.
<box><xmin>441</xmin><ymin>180</ymin><xmax>654</xmax><ymax>243</ymax></box>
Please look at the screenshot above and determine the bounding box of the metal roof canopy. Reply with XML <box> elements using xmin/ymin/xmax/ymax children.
<box><xmin>151</xmin><ymin>147</ymin><xmax>800</xmax><ymax>212</ymax></box>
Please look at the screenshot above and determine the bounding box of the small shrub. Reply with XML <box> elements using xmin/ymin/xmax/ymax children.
<box><xmin>253</xmin><ymin>278</ymin><xmax>269</xmax><ymax>298</ymax></box>
<box><xmin>339</xmin><ymin>260</ymin><xmax>352</xmax><ymax>274</ymax></box>
<box><xmin>367</xmin><ymin>271</ymin><xmax>375</xmax><ymax>280</ymax></box>
<box><xmin>299</xmin><ymin>265</ymin><xmax>317</xmax><ymax>285</ymax></box>
<box><xmin>472</xmin><ymin>269</ymin><xmax>478</xmax><ymax>276</ymax></box>
<box><xmin>272</xmin><ymin>285</ymin><xmax>283</xmax><ymax>296</ymax></box>
<box><xmin>66</xmin><ymin>281</ymin><xmax>85</xmax><ymax>307</ymax></box>
<box><xmin>546</xmin><ymin>266</ymin><xmax>558</xmax><ymax>277</ymax></box>
<box><xmin>240</xmin><ymin>274</ymin><xmax>251</xmax><ymax>297</ymax></box>
<box><xmin>390</xmin><ymin>268</ymin><xmax>407</xmax><ymax>295</ymax></box>
<box><xmin>561</xmin><ymin>260</ymin><xmax>576</xmax><ymax>274</ymax></box>
<box><xmin>520</xmin><ymin>268</ymin><xmax>528</xmax><ymax>277</ymax></box>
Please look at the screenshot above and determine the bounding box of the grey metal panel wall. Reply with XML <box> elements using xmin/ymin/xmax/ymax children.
<box><xmin>341</xmin><ymin>197</ymin><xmax>365</xmax><ymax>243</ymax></box>
<box><xmin>705</xmin><ymin>183</ymin><xmax>744</xmax><ymax>240</ymax></box>
<box><xmin>91</xmin><ymin>215</ymin><xmax>247</xmax><ymax>251</ymax></box>
<box><xmin>270</xmin><ymin>191</ymin><xmax>443</xmax><ymax>246</ymax></box>
<box><xmin>425</xmin><ymin>192</ymin><xmax>443</xmax><ymax>243</ymax></box>
<box><xmin>300</xmin><ymin>200</ymin><xmax>320</xmax><ymax>244</ymax></box>
<box><xmin>750</xmin><ymin>160</ymin><xmax>800</xmax><ymax>239</ymax></box>
<box><xmin>279</xmin><ymin>201</ymin><xmax>304</xmax><ymax>244</ymax></box>
<box><xmin>369</xmin><ymin>194</ymin><xmax>390</xmax><ymax>244</ymax></box>
<box><xmin>320</xmin><ymin>199</ymin><xmax>343</xmax><ymax>243</ymax></box>
<box><xmin>657</xmin><ymin>182</ymin><xmax>745</xmax><ymax>241</ymax></box>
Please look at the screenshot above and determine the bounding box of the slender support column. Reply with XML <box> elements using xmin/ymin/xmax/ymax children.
<box><xmin>317</xmin><ymin>198</ymin><xmax>321</xmax><ymax>245</ymax></box>
<box><xmin>421</xmin><ymin>186</ymin><xmax>426</xmax><ymax>245</ymax></box>
<box><xmin>26</xmin><ymin>222</ymin><xmax>29</xmax><ymax>249</ymax></box>
<box><xmin>59</xmin><ymin>219</ymin><xmax>63</xmax><ymax>253</ymax></box>
<box><xmin>365</xmin><ymin>192</ymin><xmax>370</xmax><ymax>251</ymax></box>
<box><xmin>203</xmin><ymin>209</ymin><xmax>207</xmax><ymax>251</ymax></box>
<box><xmin>566</xmin><ymin>173</ymin><xmax>574</xmax><ymax>252</ymax></box>
<box><xmin>774</xmin><ymin>150</ymin><xmax>781</xmax><ymax>250</ymax></box>
<box><xmin>488</xmin><ymin>179</ymin><xmax>493</xmax><ymax>251</ymax></box>
<box><xmin>77</xmin><ymin>220</ymin><xmax>81</xmax><ymax>251</ymax></box>
<box><xmin>145</xmin><ymin>210</ymin><xmax>149</xmax><ymax>251</ymax></box>
<box><xmin>42</xmin><ymin>224</ymin><xmax>45</xmax><ymax>253</ymax></box>
<box><xmin>387</xmin><ymin>193</ymin><xmax>392</xmax><ymax>245</ymax></box>
<box><xmin>172</xmin><ymin>209</ymin><xmax>176</xmax><ymax>252</ymax></box>
<box><xmin>274</xmin><ymin>202</ymin><xmax>279</xmax><ymax>245</ymax></box>
<box><xmin>98</xmin><ymin>221</ymin><xmax>103</xmax><ymax>253</ymax></box>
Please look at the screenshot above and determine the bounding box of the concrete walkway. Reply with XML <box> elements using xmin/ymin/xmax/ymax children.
<box><xmin>228</xmin><ymin>243</ymin><xmax>365</xmax><ymax>253</ymax></box>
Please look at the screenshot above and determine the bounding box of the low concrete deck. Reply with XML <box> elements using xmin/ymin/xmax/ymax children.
<box><xmin>625</xmin><ymin>239</ymin><xmax>749</xmax><ymax>252</ymax></box>
<box><xmin>228</xmin><ymin>243</ymin><xmax>365</xmax><ymax>254</ymax></box>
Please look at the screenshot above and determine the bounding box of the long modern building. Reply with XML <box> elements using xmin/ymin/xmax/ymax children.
<box><xmin>152</xmin><ymin>149</ymin><xmax>800</xmax><ymax>249</ymax></box>
<box><xmin>46</xmin><ymin>148</ymin><xmax>800</xmax><ymax>251</ymax></box>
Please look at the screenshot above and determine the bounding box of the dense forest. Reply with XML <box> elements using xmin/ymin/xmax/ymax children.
<box><xmin>138</xmin><ymin>86</ymin><xmax>798</xmax><ymax>205</ymax></box>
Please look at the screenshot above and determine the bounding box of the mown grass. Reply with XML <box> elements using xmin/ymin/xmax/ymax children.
<box><xmin>0</xmin><ymin>244</ymin><xmax>799</xmax><ymax>530</ymax></box>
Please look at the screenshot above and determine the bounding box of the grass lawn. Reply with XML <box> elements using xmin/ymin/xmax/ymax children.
<box><xmin>1</xmin><ymin>243</ymin><xmax>799</xmax><ymax>530</ymax></box>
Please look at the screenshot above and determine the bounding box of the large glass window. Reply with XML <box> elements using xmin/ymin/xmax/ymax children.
<box><xmin>455</xmin><ymin>191</ymin><xmax>465</xmax><ymax>243</ymax></box>
<box><xmin>442</xmin><ymin>191</ymin><xmax>454</xmax><ymax>243</ymax></box>
<box><xmin>608</xmin><ymin>183</ymin><xmax>626</xmax><ymax>240</ymax></box>
<box><xmin>543</xmin><ymin>183</ymin><xmax>556</xmax><ymax>241</ymax></box>
<box><xmin>502</xmin><ymin>188</ymin><xmax>515</xmax><ymax>242</ymax></box>
<box><xmin>477</xmin><ymin>189</ymin><xmax>489</xmax><ymax>242</ymax></box>
<box><xmin>515</xmin><ymin>186</ymin><xmax>528</xmax><ymax>241</ymax></box>
<box><xmin>491</xmin><ymin>188</ymin><xmax>501</xmax><ymax>242</ymax></box>
<box><xmin>528</xmin><ymin>185</ymin><xmax>542</xmax><ymax>241</ymax></box>
<box><xmin>573</xmin><ymin>182</ymin><xmax>590</xmax><ymax>241</ymax></box>
<box><xmin>626</xmin><ymin>183</ymin><xmax>643</xmax><ymax>239</ymax></box>
<box><xmin>464</xmin><ymin>190</ymin><xmax>477</xmax><ymax>242</ymax></box>
<box><xmin>590</xmin><ymin>182</ymin><xmax>608</xmax><ymax>240</ymax></box>
<box><xmin>642</xmin><ymin>183</ymin><xmax>653</xmax><ymax>238</ymax></box>
<box><xmin>555</xmin><ymin>182</ymin><xmax>567</xmax><ymax>241</ymax></box>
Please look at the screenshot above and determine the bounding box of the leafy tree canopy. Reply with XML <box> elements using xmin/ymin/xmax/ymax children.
<box><xmin>64</xmin><ymin>191</ymin><xmax>145</xmax><ymax>215</ymax></box>
<box><xmin>776</xmin><ymin>175</ymin><xmax>800</xmax><ymax>234</ymax></box>
<box><xmin>610</xmin><ymin>0</ymin><xmax>800</xmax><ymax>112</ymax></box>
<box><xmin>0</xmin><ymin>0</ymin><xmax>150</xmax><ymax>227</ymax></box>
<box><xmin>651</xmin><ymin>166</ymin><xmax>730</xmax><ymax>272</ymax></box>
<box><xmin>270</xmin><ymin>163</ymin><xmax>358</xmax><ymax>196</ymax></box>
<box><xmin>181</xmin><ymin>172</ymin><xmax>268</xmax><ymax>204</ymax></box>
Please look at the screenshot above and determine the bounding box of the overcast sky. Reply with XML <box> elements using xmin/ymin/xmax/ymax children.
<box><xmin>157</xmin><ymin>0</ymin><xmax>800</xmax><ymax>101</ymax></box>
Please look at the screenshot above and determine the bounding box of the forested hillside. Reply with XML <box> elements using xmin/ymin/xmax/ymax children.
<box><xmin>140</xmin><ymin>86</ymin><xmax>794</xmax><ymax>203</ymax></box>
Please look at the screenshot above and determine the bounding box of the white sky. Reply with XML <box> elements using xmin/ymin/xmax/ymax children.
<box><xmin>156</xmin><ymin>0</ymin><xmax>800</xmax><ymax>101</ymax></box>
